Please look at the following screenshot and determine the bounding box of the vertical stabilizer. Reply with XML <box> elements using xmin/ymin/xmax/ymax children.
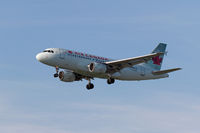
<box><xmin>146</xmin><ymin>43</ymin><xmax>167</xmax><ymax>70</ymax></box>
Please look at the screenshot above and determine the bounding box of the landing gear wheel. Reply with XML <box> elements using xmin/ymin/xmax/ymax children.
<box><xmin>86</xmin><ymin>83</ymin><xmax>94</xmax><ymax>90</ymax></box>
<box><xmin>107</xmin><ymin>80</ymin><xmax>112</xmax><ymax>84</ymax></box>
<box><xmin>54</xmin><ymin>73</ymin><xmax>59</xmax><ymax>78</ymax></box>
<box><xmin>107</xmin><ymin>78</ymin><xmax>115</xmax><ymax>84</ymax></box>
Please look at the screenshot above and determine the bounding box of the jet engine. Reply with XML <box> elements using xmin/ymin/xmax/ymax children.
<box><xmin>88</xmin><ymin>62</ymin><xmax>107</xmax><ymax>73</ymax></box>
<box><xmin>59</xmin><ymin>71</ymin><xmax>81</xmax><ymax>82</ymax></box>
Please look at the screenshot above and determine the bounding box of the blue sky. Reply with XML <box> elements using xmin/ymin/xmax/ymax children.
<box><xmin>0</xmin><ymin>0</ymin><xmax>200</xmax><ymax>133</ymax></box>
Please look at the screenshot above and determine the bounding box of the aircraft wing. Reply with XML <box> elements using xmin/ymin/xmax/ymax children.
<box><xmin>105</xmin><ymin>52</ymin><xmax>163</xmax><ymax>71</ymax></box>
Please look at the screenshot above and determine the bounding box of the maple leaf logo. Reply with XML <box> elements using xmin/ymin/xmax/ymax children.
<box><xmin>152</xmin><ymin>56</ymin><xmax>163</xmax><ymax>65</ymax></box>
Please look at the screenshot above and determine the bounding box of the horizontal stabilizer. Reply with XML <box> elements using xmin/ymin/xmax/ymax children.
<box><xmin>152</xmin><ymin>68</ymin><xmax>182</xmax><ymax>75</ymax></box>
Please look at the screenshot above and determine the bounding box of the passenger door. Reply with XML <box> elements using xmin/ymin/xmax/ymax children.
<box><xmin>59</xmin><ymin>49</ymin><xmax>65</xmax><ymax>59</ymax></box>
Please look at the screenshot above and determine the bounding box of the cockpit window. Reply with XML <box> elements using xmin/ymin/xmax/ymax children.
<box><xmin>43</xmin><ymin>50</ymin><xmax>54</xmax><ymax>53</ymax></box>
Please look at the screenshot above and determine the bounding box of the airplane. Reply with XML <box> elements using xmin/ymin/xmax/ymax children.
<box><xmin>36</xmin><ymin>43</ymin><xmax>181</xmax><ymax>90</ymax></box>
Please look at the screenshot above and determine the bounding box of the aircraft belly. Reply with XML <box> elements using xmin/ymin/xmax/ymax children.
<box><xmin>114</xmin><ymin>68</ymin><xmax>142</xmax><ymax>80</ymax></box>
<box><xmin>75</xmin><ymin>70</ymin><xmax>109</xmax><ymax>79</ymax></box>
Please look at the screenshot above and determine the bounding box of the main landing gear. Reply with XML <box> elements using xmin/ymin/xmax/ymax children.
<box><xmin>86</xmin><ymin>78</ymin><xmax>94</xmax><ymax>90</ymax></box>
<box><xmin>52</xmin><ymin>67</ymin><xmax>114</xmax><ymax>90</ymax></box>
<box><xmin>107</xmin><ymin>78</ymin><xmax>115</xmax><ymax>84</ymax></box>
<box><xmin>54</xmin><ymin>66</ymin><xmax>59</xmax><ymax>78</ymax></box>
<box><xmin>86</xmin><ymin>78</ymin><xmax>115</xmax><ymax>90</ymax></box>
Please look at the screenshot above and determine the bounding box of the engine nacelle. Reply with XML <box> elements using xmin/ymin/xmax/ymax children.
<box><xmin>88</xmin><ymin>62</ymin><xmax>107</xmax><ymax>73</ymax></box>
<box><xmin>59</xmin><ymin>71</ymin><xmax>77</xmax><ymax>82</ymax></box>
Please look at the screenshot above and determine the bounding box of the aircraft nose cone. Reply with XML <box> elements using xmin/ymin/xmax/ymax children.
<box><xmin>36</xmin><ymin>53</ymin><xmax>46</xmax><ymax>62</ymax></box>
<box><xmin>36</xmin><ymin>53</ymin><xmax>42</xmax><ymax>62</ymax></box>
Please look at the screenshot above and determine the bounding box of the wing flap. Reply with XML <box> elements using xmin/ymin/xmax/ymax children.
<box><xmin>152</xmin><ymin>68</ymin><xmax>182</xmax><ymax>75</ymax></box>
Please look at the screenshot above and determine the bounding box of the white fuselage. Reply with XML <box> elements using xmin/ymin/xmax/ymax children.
<box><xmin>36</xmin><ymin>48</ymin><xmax>168</xmax><ymax>81</ymax></box>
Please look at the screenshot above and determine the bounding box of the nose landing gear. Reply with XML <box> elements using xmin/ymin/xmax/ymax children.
<box><xmin>86</xmin><ymin>78</ymin><xmax>94</xmax><ymax>90</ymax></box>
<box><xmin>54</xmin><ymin>66</ymin><xmax>59</xmax><ymax>78</ymax></box>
